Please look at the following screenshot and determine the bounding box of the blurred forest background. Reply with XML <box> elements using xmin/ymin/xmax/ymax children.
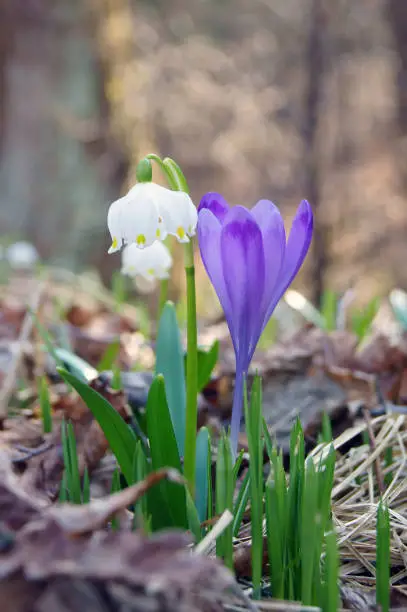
<box><xmin>1</xmin><ymin>0</ymin><xmax>407</xmax><ymax>308</ymax></box>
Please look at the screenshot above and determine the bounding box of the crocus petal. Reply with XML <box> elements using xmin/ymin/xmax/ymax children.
<box><xmin>198</xmin><ymin>208</ymin><xmax>236</xmax><ymax>345</ymax></box>
<box><xmin>221</xmin><ymin>206</ymin><xmax>265</xmax><ymax>361</ymax></box>
<box><xmin>264</xmin><ymin>199</ymin><xmax>313</xmax><ymax>322</ymax></box>
<box><xmin>107</xmin><ymin>196</ymin><xmax>127</xmax><ymax>253</ymax></box>
<box><xmin>198</xmin><ymin>192</ymin><xmax>230</xmax><ymax>223</ymax></box>
<box><xmin>251</xmin><ymin>199</ymin><xmax>286</xmax><ymax>340</ymax></box>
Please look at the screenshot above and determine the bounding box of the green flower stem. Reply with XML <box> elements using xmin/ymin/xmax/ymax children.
<box><xmin>146</xmin><ymin>153</ymin><xmax>198</xmax><ymax>493</ymax></box>
<box><xmin>183</xmin><ymin>239</ymin><xmax>198</xmax><ymax>493</ymax></box>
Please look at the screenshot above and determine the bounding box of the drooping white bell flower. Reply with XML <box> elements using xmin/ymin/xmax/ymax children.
<box><xmin>6</xmin><ymin>241</ymin><xmax>39</xmax><ymax>269</ymax></box>
<box><xmin>107</xmin><ymin>182</ymin><xmax>197</xmax><ymax>254</ymax></box>
<box><xmin>121</xmin><ymin>241</ymin><xmax>172</xmax><ymax>281</ymax></box>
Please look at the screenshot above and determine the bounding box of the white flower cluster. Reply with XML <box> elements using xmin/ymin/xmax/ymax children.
<box><xmin>107</xmin><ymin>182</ymin><xmax>197</xmax><ymax>285</ymax></box>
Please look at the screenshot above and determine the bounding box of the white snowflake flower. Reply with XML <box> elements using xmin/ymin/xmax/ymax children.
<box><xmin>107</xmin><ymin>182</ymin><xmax>197</xmax><ymax>253</ymax></box>
<box><xmin>121</xmin><ymin>241</ymin><xmax>172</xmax><ymax>281</ymax></box>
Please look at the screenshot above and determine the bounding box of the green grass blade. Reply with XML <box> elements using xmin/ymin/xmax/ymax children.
<box><xmin>187</xmin><ymin>340</ymin><xmax>219</xmax><ymax>392</ymax></box>
<box><xmin>132</xmin><ymin>441</ymin><xmax>148</xmax><ymax>528</ymax></box>
<box><xmin>97</xmin><ymin>339</ymin><xmax>121</xmax><ymax>372</ymax></box>
<box><xmin>300</xmin><ymin>459</ymin><xmax>319</xmax><ymax>604</ymax></box>
<box><xmin>323</xmin><ymin>527</ymin><xmax>339</xmax><ymax>612</ymax></box>
<box><xmin>39</xmin><ymin>376</ymin><xmax>52</xmax><ymax>434</ymax></box>
<box><xmin>55</xmin><ymin>347</ymin><xmax>98</xmax><ymax>382</ymax></box>
<box><xmin>58</xmin><ymin>367</ymin><xmax>137</xmax><ymax>485</ymax></box>
<box><xmin>266</xmin><ymin>472</ymin><xmax>285</xmax><ymax>599</ymax></box>
<box><xmin>262</xmin><ymin>417</ymin><xmax>273</xmax><ymax>461</ymax></box>
<box><xmin>376</xmin><ymin>500</ymin><xmax>390</xmax><ymax>612</ymax></box>
<box><xmin>145</xmin><ymin>375</ymin><xmax>187</xmax><ymax>529</ymax></box>
<box><xmin>244</xmin><ymin>375</ymin><xmax>264</xmax><ymax>599</ymax></box>
<box><xmin>321</xmin><ymin>412</ymin><xmax>333</xmax><ymax>443</ymax></box>
<box><xmin>155</xmin><ymin>302</ymin><xmax>186</xmax><ymax>456</ymax></box>
<box><xmin>288</xmin><ymin>418</ymin><xmax>304</xmax><ymax>597</ymax></box>
<box><xmin>232</xmin><ymin>449</ymin><xmax>245</xmax><ymax>483</ymax></box>
<box><xmin>232</xmin><ymin>469</ymin><xmax>250</xmax><ymax>537</ymax></box>
<box><xmin>66</xmin><ymin>421</ymin><xmax>82</xmax><ymax>504</ymax></box>
<box><xmin>207</xmin><ymin>434</ymin><xmax>213</xmax><ymax>523</ymax></box>
<box><xmin>351</xmin><ymin>296</ymin><xmax>380</xmax><ymax>340</ymax></box>
<box><xmin>195</xmin><ymin>427</ymin><xmax>210</xmax><ymax>523</ymax></box>
<box><xmin>215</xmin><ymin>433</ymin><xmax>234</xmax><ymax>569</ymax></box>
<box><xmin>186</xmin><ymin>487</ymin><xmax>202</xmax><ymax>542</ymax></box>
<box><xmin>321</xmin><ymin>289</ymin><xmax>338</xmax><ymax>331</ymax></box>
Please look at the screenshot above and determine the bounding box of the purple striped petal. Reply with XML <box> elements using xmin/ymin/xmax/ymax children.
<box><xmin>251</xmin><ymin>199</ymin><xmax>286</xmax><ymax>342</ymax></box>
<box><xmin>198</xmin><ymin>208</ymin><xmax>235</xmax><ymax>346</ymax></box>
<box><xmin>198</xmin><ymin>192</ymin><xmax>230</xmax><ymax>223</ymax></box>
<box><xmin>220</xmin><ymin>206</ymin><xmax>265</xmax><ymax>361</ymax></box>
<box><xmin>264</xmin><ymin>199</ymin><xmax>313</xmax><ymax>324</ymax></box>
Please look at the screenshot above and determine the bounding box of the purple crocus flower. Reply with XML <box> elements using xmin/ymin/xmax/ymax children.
<box><xmin>198</xmin><ymin>193</ymin><xmax>313</xmax><ymax>453</ymax></box>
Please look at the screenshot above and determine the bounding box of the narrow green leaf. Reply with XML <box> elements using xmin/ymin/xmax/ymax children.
<box><xmin>324</xmin><ymin>528</ymin><xmax>339</xmax><ymax>612</ymax></box>
<box><xmin>184</xmin><ymin>341</ymin><xmax>219</xmax><ymax>392</ymax></box>
<box><xmin>215</xmin><ymin>433</ymin><xmax>234</xmax><ymax>569</ymax></box>
<box><xmin>207</xmin><ymin>434</ymin><xmax>213</xmax><ymax>523</ymax></box>
<box><xmin>58</xmin><ymin>367</ymin><xmax>137</xmax><ymax>485</ymax></box>
<box><xmin>262</xmin><ymin>417</ymin><xmax>273</xmax><ymax>461</ymax></box>
<box><xmin>195</xmin><ymin>427</ymin><xmax>210</xmax><ymax>523</ymax></box>
<box><xmin>132</xmin><ymin>441</ymin><xmax>148</xmax><ymax>527</ymax></box>
<box><xmin>67</xmin><ymin>421</ymin><xmax>82</xmax><ymax>504</ymax></box>
<box><xmin>155</xmin><ymin>302</ymin><xmax>186</xmax><ymax>456</ymax></box>
<box><xmin>266</xmin><ymin>462</ymin><xmax>286</xmax><ymax>600</ymax></box>
<box><xmin>111</xmin><ymin>363</ymin><xmax>122</xmax><ymax>390</ymax></box>
<box><xmin>244</xmin><ymin>375</ymin><xmax>264</xmax><ymax>599</ymax></box>
<box><xmin>145</xmin><ymin>375</ymin><xmax>187</xmax><ymax>529</ymax></box>
<box><xmin>233</xmin><ymin>469</ymin><xmax>250</xmax><ymax>537</ymax></box>
<box><xmin>55</xmin><ymin>348</ymin><xmax>97</xmax><ymax>383</ymax></box>
<box><xmin>288</xmin><ymin>418</ymin><xmax>304</xmax><ymax>597</ymax></box>
<box><xmin>351</xmin><ymin>296</ymin><xmax>380</xmax><ymax>340</ymax></box>
<box><xmin>376</xmin><ymin>501</ymin><xmax>390</xmax><ymax>612</ymax></box>
<box><xmin>186</xmin><ymin>487</ymin><xmax>202</xmax><ymax>542</ymax></box>
<box><xmin>29</xmin><ymin>309</ymin><xmax>64</xmax><ymax>369</ymax></box>
<box><xmin>232</xmin><ymin>449</ymin><xmax>245</xmax><ymax>484</ymax></box>
<box><xmin>39</xmin><ymin>376</ymin><xmax>52</xmax><ymax>434</ymax></box>
<box><xmin>321</xmin><ymin>289</ymin><xmax>338</xmax><ymax>331</ymax></box>
<box><xmin>97</xmin><ymin>339</ymin><xmax>121</xmax><ymax>372</ymax></box>
<box><xmin>59</xmin><ymin>470</ymin><xmax>68</xmax><ymax>502</ymax></box>
<box><xmin>321</xmin><ymin>412</ymin><xmax>333</xmax><ymax>443</ymax></box>
<box><xmin>301</xmin><ymin>459</ymin><xmax>319</xmax><ymax>605</ymax></box>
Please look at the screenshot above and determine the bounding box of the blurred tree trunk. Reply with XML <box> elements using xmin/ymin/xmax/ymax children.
<box><xmin>387</xmin><ymin>0</ymin><xmax>407</xmax><ymax>189</ymax></box>
<box><xmin>303</xmin><ymin>0</ymin><xmax>329</xmax><ymax>306</ymax></box>
<box><xmin>0</xmin><ymin>3</ymin><xmax>16</xmax><ymax>158</ymax></box>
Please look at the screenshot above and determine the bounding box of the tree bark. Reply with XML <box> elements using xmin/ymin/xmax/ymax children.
<box><xmin>386</xmin><ymin>0</ymin><xmax>407</xmax><ymax>189</ymax></box>
<box><xmin>303</xmin><ymin>0</ymin><xmax>329</xmax><ymax>307</ymax></box>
